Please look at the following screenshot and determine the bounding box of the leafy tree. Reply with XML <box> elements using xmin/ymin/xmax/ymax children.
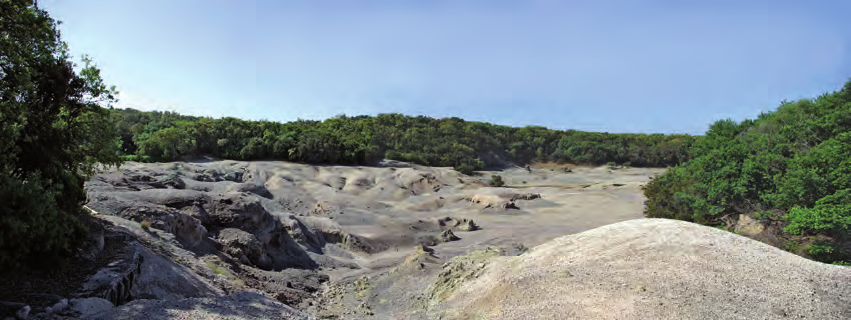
<box><xmin>0</xmin><ymin>0</ymin><xmax>122</xmax><ymax>269</ymax></box>
<box><xmin>643</xmin><ymin>81</ymin><xmax>851</xmax><ymax>263</ymax></box>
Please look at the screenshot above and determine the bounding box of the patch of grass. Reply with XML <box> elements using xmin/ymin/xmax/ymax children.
<box><xmin>140</xmin><ymin>220</ymin><xmax>151</xmax><ymax>230</ymax></box>
<box><xmin>832</xmin><ymin>261</ymin><xmax>851</xmax><ymax>266</ymax></box>
<box><xmin>204</xmin><ymin>260</ymin><xmax>244</xmax><ymax>285</ymax></box>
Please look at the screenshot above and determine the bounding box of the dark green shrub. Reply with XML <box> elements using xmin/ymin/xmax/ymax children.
<box><xmin>456</xmin><ymin>163</ymin><xmax>475</xmax><ymax>175</ymax></box>
<box><xmin>489</xmin><ymin>175</ymin><xmax>505</xmax><ymax>187</ymax></box>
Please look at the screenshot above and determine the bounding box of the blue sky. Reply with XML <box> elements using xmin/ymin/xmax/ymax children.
<box><xmin>41</xmin><ymin>0</ymin><xmax>850</xmax><ymax>134</ymax></box>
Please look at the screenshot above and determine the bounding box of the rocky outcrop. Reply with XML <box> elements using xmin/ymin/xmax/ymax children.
<box><xmin>205</xmin><ymin>192</ymin><xmax>274</xmax><ymax>233</ymax></box>
<box><xmin>152</xmin><ymin>174</ymin><xmax>185</xmax><ymax>189</ymax></box>
<box><xmin>227</xmin><ymin>182</ymin><xmax>273</xmax><ymax>199</ymax></box>
<box><xmin>732</xmin><ymin>214</ymin><xmax>766</xmax><ymax>237</ymax></box>
<box><xmin>439</xmin><ymin>229</ymin><xmax>461</xmax><ymax>243</ymax></box>
<box><xmin>426</xmin><ymin>247</ymin><xmax>507</xmax><ymax>304</ymax></box>
<box><xmin>219</xmin><ymin>228</ymin><xmax>273</xmax><ymax>270</ymax></box>
<box><xmin>154</xmin><ymin>212</ymin><xmax>208</xmax><ymax>249</ymax></box>
<box><xmin>455</xmin><ymin>219</ymin><xmax>479</xmax><ymax>231</ymax></box>
<box><xmin>511</xmin><ymin>193</ymin><xmax>541</xmax><ymax>201</ymax></box>
<box><xmin>78</xmin><ymin>248</ymin><xmax>144</xmax><ymax>306</ymax></box>
<box><xmin>102</xmin><ymin>251</ymin><xmax>143</xmax><ymax>306</ymax></box>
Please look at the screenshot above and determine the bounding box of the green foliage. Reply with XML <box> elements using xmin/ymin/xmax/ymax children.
<box><xmin>455</xmin><ymin>163</ymin><xmax>475</xmax><ymax>175</ymax></box>
<box><xmin>140</xmin><ymin>220</ymin><xmax>151</xmax><ymax>230</ymax></box>
<box><xmin>489</xmin><ymin>175</ymin><xmax>505</xmax><ymax>187</ymax></box>
<box><xmin>644</xmin><ymin>81</ymin><xmax>851</xmax><ymax>262</ymax></box>
<box><xmin>0</xmin><ymin>0</ymin><xmax>123</xmax><ymax>270</ymax></box>
<box><xmin>111</xmin><ymin>110</ymin><xmax>698</xmax><ymax>170</ymax></box>
<box><xmin>806</xmin><ymin>241</ymin><xmax>834</xmax><ymax>256</ymax></box>
<box><xmin>606</xmin><ymin>162</ymin><xmax>617</xmax><ymax>167</ymax></box>
<box><xmin>833</xmin><ymin>261</ymin><xmax>851</xmax><ymax>266</ymax></box>
<box><xmin>783</xmin><ymin>240</ymin><xmax>801</xmax><ymax>253</ymax></box>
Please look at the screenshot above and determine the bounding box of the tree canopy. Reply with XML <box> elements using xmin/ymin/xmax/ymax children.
<box><xmin>643</xmin><ymin>81</ymin><xmax>851</xmax><ymax>264</ymax></box>
<box><xmin>0</xmin><ymin>0</ymin><xmax>122</xmax><ymax>269</ymax></box>
<box><xmin>112</xmin><ymin>109</ymin><xmax>699</xmax><ymax>171</ymax></box>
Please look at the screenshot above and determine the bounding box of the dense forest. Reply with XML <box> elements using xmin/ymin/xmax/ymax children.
<box><xmin>644</xmin><ymin>82</ymin><xmax>851</xmax><ymax>265</ymax></box>
<box><xmin>112</xmin><ymin>109</ymin><xmax>699</xmax><ymax>173</ymax></box>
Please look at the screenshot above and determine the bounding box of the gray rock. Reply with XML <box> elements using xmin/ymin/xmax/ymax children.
<box><xmin>219</xmin><ymin>228</ymin><xmax>273</xmax><ymax>270</ymax></box>
<box><xmin>15</xmin><ymin>305</ymin><xmax>29</xmax><ymax>320</ymax></box>
<box><xmin>87</xmin><ymin>291</ymin><xmax>313</xmax><ymax>320</ymax></box>
<box><xmin>50</xmin><ymin>299</ymin><xmax>67</xmax><ymax>314</ymax></box>
<box><xmin>68</xmin><ymin>297</ymin><xmax>113</xmax><ymax>318</ymax></box>
<box><xmin>223</xmin><ymin>171</ymin><xmax>243</xmax><ymax>182</ymax></box>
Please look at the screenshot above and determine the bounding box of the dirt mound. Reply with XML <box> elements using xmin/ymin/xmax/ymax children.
<box><xmin>435</xmin><ymin>219</ymin><xmax>851</xmax><ymax>320</ymax></box>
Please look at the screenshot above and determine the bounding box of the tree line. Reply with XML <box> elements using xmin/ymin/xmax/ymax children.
<box><xmin>113</xmin><ymin>109</ymin><xmax>699</xmax><ymax>174</ymax></box>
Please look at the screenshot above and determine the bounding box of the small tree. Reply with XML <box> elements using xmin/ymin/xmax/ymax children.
<box><xmin>490</xmin><ymin>175</ymin><xmax>505</xmax><ymax>187</ymax></box>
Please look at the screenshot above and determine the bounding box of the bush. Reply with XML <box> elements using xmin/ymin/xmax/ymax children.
<box><xmin>623</xmin><ymin>162</ymin><xmax>631</xmax><ymax>168</ymax></box>
<box><xmin>140</xmin><ymin>220</ymin><xmax>151</xmax><ymax>230</ymax></box>
<box><xmin>0</xmin><ymin>173</ymin><xmax>88</xmax><ymax>269</ymax></box>
<box><xmin>606</xmin><ymin>162</ymin><xmax>617</xmax><ymax>167</ymax></box>
<box><xmin>456</xmin><ymin>163</ymin><xmax>475</xmax><ymax>175</ymax></box>
<box><xmin>489</xmin><ymin>175</ymin><xmax>505</xmax><ymax>187</ymax></box>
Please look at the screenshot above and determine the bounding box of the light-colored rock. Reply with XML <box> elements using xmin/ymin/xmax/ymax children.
<box><xmin>435</xmin><ymin>219</ymin><xmax>851</xmax><ymax>320</ymax></box>
<box><xmin>14</xmin><ymin>306</ymin><xmax>29</xmax><ymax>320</ymax></box>
<box><xmin>50</xmin><ymin>299</ymin><xmax>66</xmax><ymax>314</ymax></box>
<box><xmin>733</xmin><ymin>214</ymin><xmax>766</xmax><ymax>237</ymax></box>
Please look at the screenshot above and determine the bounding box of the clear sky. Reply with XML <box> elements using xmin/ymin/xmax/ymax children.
<box><xmin>41</xmin><ymin>0</ymin><xmax>850</xmax><ymax>134</ymax></box>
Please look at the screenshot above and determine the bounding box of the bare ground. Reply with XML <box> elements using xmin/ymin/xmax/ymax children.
<box><xmin>21</xmin><ymin>159</ymin><xmax>840</xmax><ymax>320</ymax></box>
